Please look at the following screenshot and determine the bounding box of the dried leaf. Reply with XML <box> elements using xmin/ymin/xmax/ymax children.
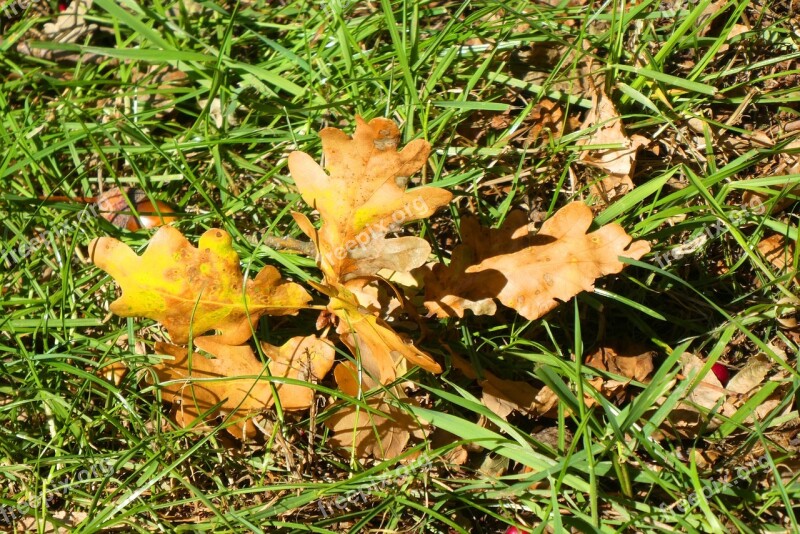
<box><xmin>481</xmin><ymin>376</ymin><xmax>547</xmax><ymax>420</ymax></box>
<box><xmin>451</xmin><ymin>353</ymin><xmax>557</xmax><ymax>420</ymax></box>
<box><xmin>584</xmin><ymin>345</ymin><xmax>654</xmax><ymax>382</ymax></box>
<box><xmin>577</xmin><ymin>91</ymin><xmax>647</xmax><ymax>203</ymax></box>
<box><xmin>425</xmin><ymin>203</ymin><xmax>650</xmax><ymax>320</ymax></box>
<box><xmin>658</xmin><ymin>354</ymin><xmax>735</xmax><ymax>437</ymax></box>
<box><xmin>324</xmin><ymin>361</ymin><xmax>424</xmax><ymax>460</ymax></box>
<box><xmin>288</xmin><ymin>116</ymin><xmax>452</xmax><ymax>283</ymax></box>
<box><xmin>758</xmin><ymin>234</ymin><xmax>797</xmax><ymax>283</ymax></box>
<box><xmin>17</xmin><ymin>0</ymin><xmax>98</xmax><ymax>61</ymax></box>
<box><xmin>329</xmin><ymin>286</ymin><xmax>441</xmax><ymax>384</ymax></box>
<box><xmin>14</xmin><ymin>510</ymin><xmax>90</xmax><ymax>533</ymax></box>
<box><xmin>154</xmin><ymin>335</ymin><xmax>334</xmax><ymax>438</ymax></box>
<box><xmin>90</xmin><ymin>226</ymin><xmax>311</xmax><ymax>345</ymax></box>
<box><xmin>726</xmin><ymin>353</ymin><xmax>771</xmax><ymax>395</ymax></box>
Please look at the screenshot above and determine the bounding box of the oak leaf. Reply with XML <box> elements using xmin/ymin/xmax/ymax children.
<box><xmin>424</xmin><ymin>202</ymin><xmax>650</xmax><ymax>321</ymax></box>
<box><xmin>288</xmin><ymin>116</ymin><xmax>452</xmax><ymax>283</ymax></box>
<box><xmin>90</xmin><ymin>226</ymin><xmax>311</xmax><ymax>345</ymax></box>
<box><xmin>288</xmin><ymin>118</ymin><xmax>448</xmax><ymax>385</ymax></box>
<box><xmin>154</xmin><ymin>335</ymin><xmax>334</xmax><ymax>438</ymax></box>
<box><xmin>584</xmin><ymin>345</ymin><xmax>654</xmax><ymax>383</ymax></box>
<box><xmin>327</xmin><ymin>285</ymin><xmax>442</xmax><ymax>384</ymax></box>
<box><xmin>450</xmin><ymin>353</ymin><xmax>558</xmax><ymax>420</ymax></box>
<box><xmin>324</xmin><ymin>361</ymin><xmax>424</xmax><ymax>460</ymax></box>
<box><xmin>577</xmin><ymin>91</ymin><xmax>648</xmax><ymax>204</ymax></box>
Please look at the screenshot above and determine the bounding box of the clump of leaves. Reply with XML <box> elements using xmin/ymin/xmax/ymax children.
<box><xmin>90</xmin><ymin>116</ymin><xmax>649</xmax><ymax>459</ymax></box>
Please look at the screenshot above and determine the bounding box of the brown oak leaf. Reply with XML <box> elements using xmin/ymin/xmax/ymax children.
<box><xmin>324</xmin><ymin>361</ymin><xmax>425</xmax><ymax>460</ymax></box>
<box><xmin>327</xmin><ymin>284</ymin><xmax>442</xmax><ymax>385</ymax></box>
<box><xmin>288</xmin><ymin>116</ymin><xmax>452</xmax><ymax>283</ymax></box>
<box><xmin>577</xmin><ymin>91</ymin><xmax>648</xmax><ymax>204</ymax></box>
<box><xmin>424</xmin><ymin>202</ymin><xmax>650</xmax><ymax>321</ymax></box>
<box><xmin>154</xmin><ymin>335</ymin><xmax>334</xmax><ymax>438</ymax></box>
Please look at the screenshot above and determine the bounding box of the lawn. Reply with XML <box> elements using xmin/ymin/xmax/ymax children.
<box><xmin>1</xmin><ymin>0</ymin><xmax>799</xmax><ymax>532</ymax></box>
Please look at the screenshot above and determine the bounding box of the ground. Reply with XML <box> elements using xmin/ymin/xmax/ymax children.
<box><xmin>1</xmin><ymin>0</ymin><xmax>799</xmax><ymax>532</ymax></box>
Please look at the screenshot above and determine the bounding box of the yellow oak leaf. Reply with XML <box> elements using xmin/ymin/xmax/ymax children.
<box><xmin>288</xmin><ymin>116</ymin><xmax>452</xmax><ymax>283</ymax></box>
<box><xmin>324</xmin><ymin>283</ymin><xmax>441</xmax><ymax>384</ymax></box>
<box><xmin>424</xmin><ymin>202</ymin><xmax>650</xmax><ymax>320</ymax></box>
<box><xmin>324</xmin><ymin>361</ymin><xmax>424</xmax><ymax>460</ymax></box>
<box><xmin>90</xmin><ymin>226</ymin><xmax>311</xmax><ymax>345</ymax></box>
<box><xmin>154</xmin><ymin>335</ymin><xmax>334</xmax><ymax>438</ymax></box>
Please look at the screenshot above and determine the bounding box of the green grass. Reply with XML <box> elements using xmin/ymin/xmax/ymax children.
<box><xmin>1</xmin><ymin>0</ymin><xmax>800</xmax><ymax>532</ymax></box>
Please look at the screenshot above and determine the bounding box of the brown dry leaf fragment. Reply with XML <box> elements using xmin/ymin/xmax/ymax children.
<box><xmin>288</xmin><ymin>116</ymin><xmax>452</xmax><ymax>283</ymax></box>
<box><xmin>726</xmin><ymin>353</ymin><xmax>772</xmax><ymax>395</ymax></box>
<box><xmin>577</xmin><ymin>91</ymin><xmax>647</xmax><ymax>203</ymax></box>
<box><xmin>584</xmin><ymin>345</ymin><xmax>654</xmax><ymax>382</ymax></box>
<box><xmin>450</xmin><ymin>353</ymin><xmax>557</xmax><ymax>420</ymax></box>
<box><xmin>480</xmin><ymin>375</ymin><xmax>543</xmax><ymax>420</ymax></box>
<box><xmin>429</xmin><ymin>429</ymin><xmax>469</xmax><ymax>466</ymax></box>
<box><xmin>16</xmin><ymin>0</ymin><xmax>99</xmax><ymax>61</ymax></box>
<box><xmin>757</xmin><ymin>234</ymin><xmax>797</xmax><ymax>283</ymax></box>
<box><xmin>741</xmin><ymin>162</ymin><xmax>800</xmax><ymax>215</ymax></box>
<box><xmin>154</xmin><ymin>335</ymin><xmax>334</xmax><ymax>438</ymax></box>
<box><xmin>90</xmin><ymin>226</ymin><xmax>311</xmax><ymax>345</ymax></box>
<box><xmin>328</xmin><ymin>286</ymin><xmax>441</xmax><ymax>385</ymax></box>
<box><xmin>659</xmin><ymin>354</ymin><xmax>736</xmax><ymax>437</ymax></box>
<box><xmin>324</xmin><ymin>361</ymin><xmax>424</xmax><ymax>460</ymax></box>
<box><xmin>14</xmin><ymin>511</ymin><xmax>90</xmax><ymax>533</ymax></box>
<box><xmin>424</xmin><ymin>203</ymin><xmax>650</xmax><ymax>321</ymax></box>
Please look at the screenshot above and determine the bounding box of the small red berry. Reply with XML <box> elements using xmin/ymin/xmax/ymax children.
<box><xmin>711</xmin><ymin>362</ymin><xmax>730</xmax><ymax>386</ymax></box>
<box><xmin>505</xmin><ymin>527</ymin><xmax>524</xmax><ymax>534</ymax></box>
<box><xmin>58</xmin><ymin>1</ymin><xmax>68</xmax><ymax>11</ymax></box>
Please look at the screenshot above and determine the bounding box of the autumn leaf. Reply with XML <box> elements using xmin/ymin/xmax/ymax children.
<box><xmin>450</xmin><ymin>353</ymin><xmax>558</xmax><ymax>420</ymax></box>
<box><xmin>584</xmin><ymin>345</ymin><xmax>654</xmax><ymax>383</ymax></box>
<box><xmin>326</xmin><ymin>284</ymin><xmax>441</xmax><ymax>384</ymax></box>
<box><xmin>577</xmin><ymin>91</ymin><xmax>648</xmax><ymax>204</ymax></box>
<box><xmin>154</xmin><ymin>335</ymin><xmax>334</xmax><ymax>438</ymax></box>
<box><xmin>758</xmin><ymin>234</ymin><xmax>797</xmax><ymax>283</ymax></box>
<box><xmin>90</xmin><ymin>226</ymin><xmax>311</xmax><ymax>345</ymax></box>
<box><xmin>288</xmin><ymin>116</ymin><xmax>452</xmax><ymax>283</ymax></box>
<box><xmin>288</xmin><ymin>118</ymin><xmax>448</xmax><ymax>385</ymax></box>
<box><xmin>324</xmin><ymin>361</ymin><xmax>425</xmax><ymax>460</ymax></box>
<box><xmin>424</xmin><ymin>202</ymin><xmax>650</xmax><ymax>321</ymax></box>
<box><xmin>17</xmin><ymin>0</ymin><xmax>99</xmax><ymax>61</ymax></box>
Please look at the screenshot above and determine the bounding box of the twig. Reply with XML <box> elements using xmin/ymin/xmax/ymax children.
<box><xmin>254</xmin><ymin>235</ymin><xmax>318</xmax><ymax>257</ymax></box>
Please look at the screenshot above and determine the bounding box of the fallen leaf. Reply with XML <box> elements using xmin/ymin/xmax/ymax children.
<box><xmin>757</xmin><ymin>234</ymin><xmax>797</xmax><ymax>283</ymax></box>
<box><xmin>288</xmin><ymin>116</ymin><xmax>452</xmax><ymax>283</ymax></box>
<box><xmin>577</xmin><ymin>91</ymin><xmax>647</xmax><ymax>203</ymax></box>
<box><xmin>328</xmin><ymin>285</ymin><xmax>441</xmax><ymax>385</ymax></box>
<box><xmin>154</xmin><ymin>335</ymin><xmax>334</xmax><ymax>438</ymax></box>
<box><xmin>90</xmin><ymin>226</ymin><xmax>311</xmax><ymax>345</ymax></box>
<box><xmin>424</xmin><ymin>203</ymin><xmax>650</xmax><ymax>321</ymax></box>
<box><xmin>14</xmin><ymin>510</ymin><xmax>89</xmax><ymax>533</ymax></box>
<box><xmin>16</xmin><ymin>0</ymin><xmax>99</xmax><ymax>61</ymax></box>
<box><xmin>450</xmin><ymin>353</ymin><xmax>558</xmax><ymax>420</ymax></box>
<box><xmin>726</xmin><ymin>353</ymin><xmax>771</xmax><ymax>395</ymax></box>
<box><xmin>658</xmin><ymin>354</ymin><xmax>735</xmax><ymax>437</ymax></box>
<box><xmin>584</xmin><ymin>345</ymin><xmax>654</xmax><ymax>382</ymax></box>
<box><xmin>742</xmin><ymin>164</ymin><xmax>800</xmax><ymax>215</ymax></box>
<box><xmin>324</xmin><ymin>361</ymin><xmax>424</xmax><ymax>460</ymax></box>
